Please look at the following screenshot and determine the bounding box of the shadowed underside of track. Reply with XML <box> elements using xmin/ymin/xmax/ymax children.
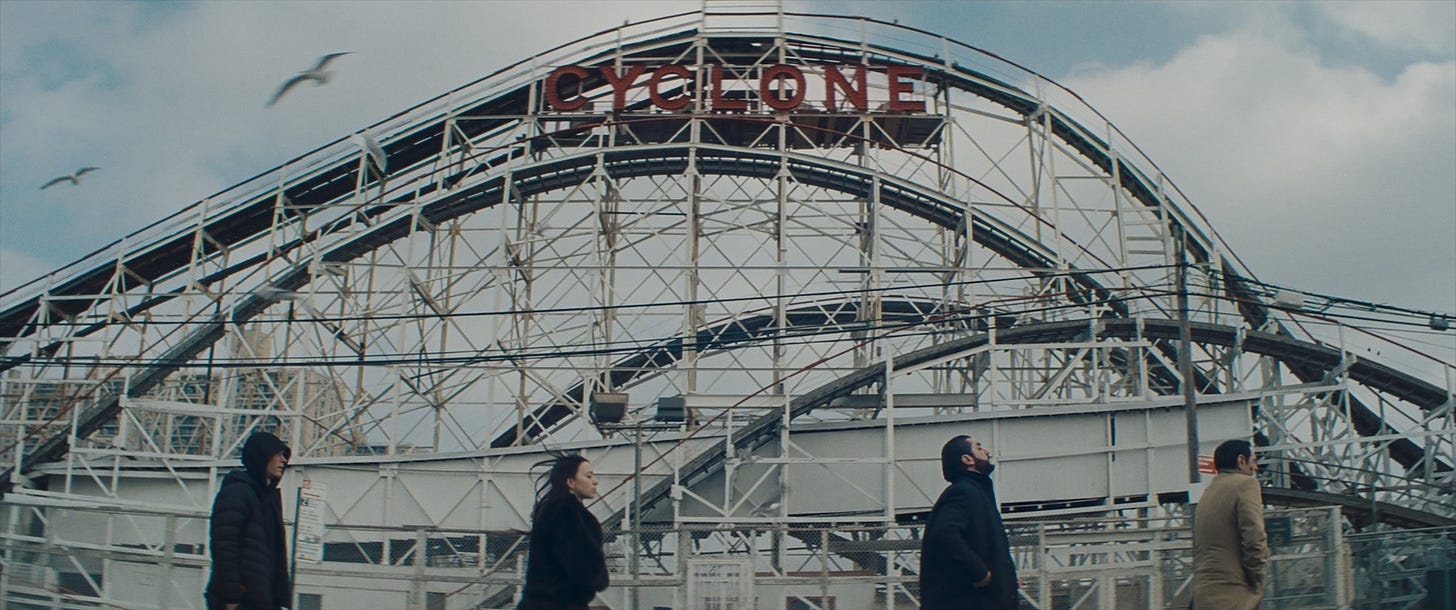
<box><xmin>1260</xmin><ymin>487</ymin><xmax>1453</xmax><ymax>530</ymax></box>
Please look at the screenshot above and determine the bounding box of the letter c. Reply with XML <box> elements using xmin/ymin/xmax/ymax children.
<box><xmin>649</xmin><ymin>64</ymin><xmax>693</xmax><ymax>110</ymax></box>
<box><xmin>545</xmin><ymin>66</ymin><xmax>591</xmax><ymax>111</ymax></box>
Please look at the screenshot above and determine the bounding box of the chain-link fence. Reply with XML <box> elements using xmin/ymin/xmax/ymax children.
<box><xmin>1347</xmin><ymin>526</ymin><xmax>1456</xmax><ymax>610</ymax></box>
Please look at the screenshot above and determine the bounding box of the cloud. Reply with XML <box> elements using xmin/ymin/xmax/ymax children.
<box><xmin>1063</xmin><ymin>21</ymin><xmax>1456</xmax><ymax>312</ymax></box>
<box><xmin>0</xmin><ymin>247</ymin><xmax>52</xmax><ymax>296</ymax></box>
<box><xmin>1314</xmin><ymin>0</ymin><xmax>1456</xmax><ymax>55</ymax></box>
<box><xmin>2</xmin><ymin>1</ymin><xmax>1453</xmax><ymax>319</ymax></box>
<box><xmin>0</xmin><ymin>1</ymin><xmax>684</xmax><ymax>289</ymax></box>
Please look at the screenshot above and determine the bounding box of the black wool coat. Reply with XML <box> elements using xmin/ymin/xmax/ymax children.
<box><xmin>206</xmin><ymin>434</ymin><xmax>291</xmax><ymax>610</ymax></box>
<box><xmin>919</xmin><ymin>471</ymin><xmax>1019</xmax><ymax>610</ymax></box>
<box><xmin>518</xmin><ymin>494</ymin><xmax>610</xmax><ymax>610</ymax></box>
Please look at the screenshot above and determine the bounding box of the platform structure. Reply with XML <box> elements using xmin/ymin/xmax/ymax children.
<box><xmin>1</xmin><ymin>5</ymin><xmax>1452</xmax><ymax>609</ymax></box>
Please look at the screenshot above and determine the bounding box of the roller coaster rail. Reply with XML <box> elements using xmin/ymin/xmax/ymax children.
<box><xmin>0</xmin><ymin>6</ymin><xmax>1452</xmax><ymax>609</ymax></box>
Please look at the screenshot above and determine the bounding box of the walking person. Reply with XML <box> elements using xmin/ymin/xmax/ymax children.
<box><xmin>205</xmin><ymin>431</ymin><xmax>292</xmax><ymax>610</ymax></box>
<box><xmin>518</xmin><ymin>453</ymin><xmax>610</xmax><ymax>610</ymax></box>
<box><xmin>919</xmin><ymin>435</ymin><xmax>1019</xmax><ymax>610</ymax></box>
<box><xmin>1192</xmin><ymin>439</ymin><xmax>1269</xmax><ymax>609</ymax></box>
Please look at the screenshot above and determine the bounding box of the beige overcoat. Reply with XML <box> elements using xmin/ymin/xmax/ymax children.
<box><xmin>1192</xmin><ymin>472</ymin><xmax>1269</xmax><ymax>609</ymax></box>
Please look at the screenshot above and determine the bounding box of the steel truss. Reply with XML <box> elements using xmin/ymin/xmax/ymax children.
<box><xmin>1</xmin><ymin>6</ymin><xmax>1452</xmax><ymax>610</ymax></box>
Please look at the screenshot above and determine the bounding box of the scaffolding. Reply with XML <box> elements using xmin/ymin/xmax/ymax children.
<box><xmin>1</xmin><ymin>7</ymin><xmax>1452</xmax><ymax>610</ymax></box>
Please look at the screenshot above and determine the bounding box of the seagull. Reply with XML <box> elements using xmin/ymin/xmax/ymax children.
<box><xmin>266</xmin><ymin>52</ymin><xmax>351</xmax><ymax>107</ymax></box>
<box><xmin>352</xmin><ymin>131</ymin><xmax>387</xmax><ymax>174</ymax></box>
<box><xmin>40</xmin><ymin>167</ymin><xmax>100</xmax><ymax>190</ymax></box>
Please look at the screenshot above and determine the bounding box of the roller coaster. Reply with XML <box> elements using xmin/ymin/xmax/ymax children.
<box><xmin>1</xmin><ymin>6</ymin><xmax>1451</xmax><ymax>609</ymax></box>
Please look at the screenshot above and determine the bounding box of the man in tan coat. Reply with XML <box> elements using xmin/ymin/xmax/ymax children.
<box><xmin>1192</xmin><ymin>439</ymin><xmax>1269</xmax><ymax>609</ymax></box>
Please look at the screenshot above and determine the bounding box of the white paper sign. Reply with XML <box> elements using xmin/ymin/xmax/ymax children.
<box><xmin>296</xmin><ymin>480</ymin><xmax>328</xmax><ymax>563</ymax></box>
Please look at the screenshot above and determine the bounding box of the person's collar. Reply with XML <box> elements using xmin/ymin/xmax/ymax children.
<box><xmin>955</xmin><ymin>469</ymin><xmax>991</xmax><ymax>481</ymax></box>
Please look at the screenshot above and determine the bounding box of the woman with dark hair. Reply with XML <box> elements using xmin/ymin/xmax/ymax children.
<box><xmin>518</xmin><ymin>453</ymin><xmax>610</xmax><ymax>610</ymax></box>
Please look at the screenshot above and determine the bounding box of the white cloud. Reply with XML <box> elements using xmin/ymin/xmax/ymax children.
<box><xmin>1063</xmin><ymin>23</ymin><xmax>1456</xmax><ymax>312</ymax></box>
<box><xmin>1315</xmin><ymin>0</ymin><xmax>1456</xmax><ymax>55</ymax></box>
<box><xmin>0</xmin><ymin>1</ymin><xmax>685</xmax><ymax>289</ymax></box>
<box><xmin>2</xmin><ymin>1</ymin><xmax>1453</xmax><ymax>319</ymax></box>
<box><xmin>0</xmin><ymin>247</ymin><xmax>52</xmax><ymax>296</ymax></box>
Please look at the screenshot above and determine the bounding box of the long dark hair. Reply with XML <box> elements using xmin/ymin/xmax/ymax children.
<box><xmin>530</xmin><ymin>451</ymin><xmax>590</xmax><ymax>522</ymax></box>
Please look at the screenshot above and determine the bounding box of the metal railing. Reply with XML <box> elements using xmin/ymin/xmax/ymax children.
<box><xmin>4</xmin><ymin>499</ymin><xmax>1453</xmax><ymax>609</ymax></box>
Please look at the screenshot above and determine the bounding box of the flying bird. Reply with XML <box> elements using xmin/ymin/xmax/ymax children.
<box><xmin>40</xmin><ymin>167</ymin><xmax>100</xmax><ymax>190</ymax></box>
<box><xmin>267</xmin><ymin>52</ymin><xmax>351</xmax><ymax>107</ymax></box>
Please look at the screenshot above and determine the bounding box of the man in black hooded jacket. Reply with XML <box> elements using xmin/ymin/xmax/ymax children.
<box><xmin>919</xmin><ymin>434</ymin><xmax>1019</xmax><ymax>609</ymax></box>
<box><xmin>206</xmin><ymin>431</ymin><xmax>292</xmax><ymax>610</ymax></box>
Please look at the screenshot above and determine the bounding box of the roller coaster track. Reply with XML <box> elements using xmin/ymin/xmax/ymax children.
<box><xmin>3</xmin><ymin>22</ymin><xmax>1226</xmax><ymax>345</ymax></box>
<box><xmin>1</xmin><ymin>19</ymin><xmax>1447</xmax><ymax>530</ymax></box>
<box><xmin>585</xmin><ymin>317</ymin><xmax>1452</xmax><ymax>534</ymax></box>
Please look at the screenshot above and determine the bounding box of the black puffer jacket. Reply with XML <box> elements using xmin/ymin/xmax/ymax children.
<box><xmin>518</xmin><ymin>494</ymin><xmax>610</xmax><ymax>610</ymax></box>
<box><xmin>919</xmin><ymin>470</ymin><xmax>1019</xmax><ymax>609</ymax></box>
<box><xmin>206</xmin><ymin>432</ymin><xmax>291</xmax><ymax>610</ymax></box>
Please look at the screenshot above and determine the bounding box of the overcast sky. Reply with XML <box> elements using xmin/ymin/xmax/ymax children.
<box><xmin>1</xmin><ymin>1</ymin><xmax>1452</xmax><ymax>325</ymax></box>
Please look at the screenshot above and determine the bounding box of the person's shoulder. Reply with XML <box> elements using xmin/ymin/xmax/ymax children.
<box><xmin>1210</xmin><ymin>471</ymin><xmax>1245</xmax><ymax>485</ymax></box>
<box><xmin>1218</xmin><ymin>472</ymin><xmax>1257</xmax><ymax>486</ymax></box>
<box><xmin>1210</xmin><ymin>472</ymin><xmax>1262</xmax><ymax>495</ymax></box>
<box><xmin>943</xmin><ymin>477</ymin><xmax>983</xmax><ymax>499</ymax></box>
<box><xmin>216</xmin><ymin>471</ymin><xmax>261</xmax><ymax>500</ymax></box>
<box><xmin>536</xmin><ymin>494</ymin><xmax>580</xmax><ymax>517</ymax></box>
<box><xmin>1232</xmin><ymin>473</ymin><xmax>1263</xmax><ymax>493</ymax></box>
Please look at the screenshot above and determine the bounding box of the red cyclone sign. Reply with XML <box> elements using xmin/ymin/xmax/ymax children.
<box><xmin>544</xmin><ymin>64</ymin><xmax>926</xmax><ymax>113</ymax></box>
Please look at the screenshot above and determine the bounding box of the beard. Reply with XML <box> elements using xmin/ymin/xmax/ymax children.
<box><xmin>973</xmin><ymin>457</ymin><xmax>995</xmax><ymax>475</ymax></box>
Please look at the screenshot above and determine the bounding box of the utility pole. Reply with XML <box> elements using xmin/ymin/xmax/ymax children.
<box><xmin>631</xmin><ymin>424</ymin><xmax>642</xmax><ymax>610</ymax></box>
<box><xmin>1177</xmin><ymin>224</ymin><xmax>1200</xmax><ymax>485</ymax></box>
<box><xmin>600</xmin><ymin>417</ymin><xmax>676</xmax><ymax>610</ymax></box>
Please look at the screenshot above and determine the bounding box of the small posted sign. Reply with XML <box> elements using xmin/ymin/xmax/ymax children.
<box><xmin>295</xmin><ymin>480</ymin><xmax>328</xmax><ymax>564</ymax></box>
<box><xmin>1197</xmin><ymin>454</ymin><xmax>1218</xmax><ymax>476</ymax></box>
<box><xmin>1266</xmin><ymin>516</ymin><xmax>1292</xmax><ymax>547</ymax></box>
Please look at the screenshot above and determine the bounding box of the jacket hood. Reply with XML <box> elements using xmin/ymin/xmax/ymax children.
<box><xmin>241</xmin><ymin>431</ymin><xmax>291</xmax><ymax>487</ymax></box>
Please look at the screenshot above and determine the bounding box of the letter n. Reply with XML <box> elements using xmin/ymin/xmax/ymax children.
<box><xmin>824</xmin><ymin>65</ymin><xmax>867</xmax><ymax>112</ymax></box>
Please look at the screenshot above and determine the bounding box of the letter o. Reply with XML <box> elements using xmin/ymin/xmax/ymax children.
<box><xmin>760</xmin><ymin>64</ymin><xmax>806</xmax><ymax>111</ymax></box>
